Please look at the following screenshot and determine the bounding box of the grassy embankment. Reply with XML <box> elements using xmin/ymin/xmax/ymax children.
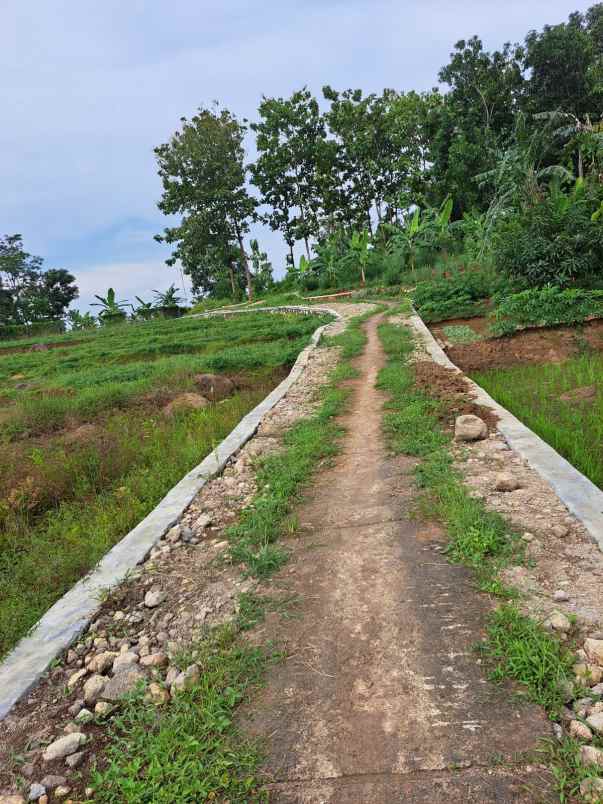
<box><xmin>473</xmin><ymin>353</ymin><xmax>603</xmax><ymax>490</ymax></box>
<box><xmin>0</xmin><ymin>312</ymin><xmax>329</xmax><ymax>656</ymax></box>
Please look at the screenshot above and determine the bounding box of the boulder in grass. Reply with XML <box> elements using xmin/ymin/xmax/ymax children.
<box><xmin>454</xmin><ymin>414</ymin><xmax>487</xmax><ymax>441</ymax></box>
<box><xmin>162</xmin><ymin>393</ymin><xmax>209</xmax><ymax>418</ymax></box>
<box><xmin>193</xmin><ymin>373</ymin><xmax>235</xmax><ymax>402</ymax></box>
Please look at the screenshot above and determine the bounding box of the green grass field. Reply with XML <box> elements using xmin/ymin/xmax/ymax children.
<box><xmin>0</xmin><ymin>311</ymin><xmax>328</xmax><ymax>656</ymax></box>
<box><xmin>473</xmin><ymin>352</ymin><xmax>603</xmax><ymax>489</ymax></box>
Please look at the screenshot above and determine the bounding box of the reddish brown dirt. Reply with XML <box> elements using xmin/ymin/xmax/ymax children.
<box><xmin>412</xmin><ymin>360</ymin><xmax>499</xmax><ymax>432</ymax></box>
<box><xmin>240</xmin><ymin>315</ymin><xmax>552</xmax><ymax>803</ymax></box>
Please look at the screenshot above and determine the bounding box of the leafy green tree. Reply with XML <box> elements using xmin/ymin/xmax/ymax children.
<box><xmin>431</xmin><ymin>37</ymin><xmax>525</xmax><ymax>215</ymax></box>
<box><xmin>523</xmin><ymin>5</ymin><xmax>603</xmax><ymax>119</ymax></box>
<box><xmin>0</xmin><ymin>234</ymin><xmax>78</xmax><ymax>325</ymax></box>
<box><xmin>155</xmin><ymin>105</ymin><xmax>257</xmax><ymax>300</ymax></box>
<box><xmin>250</xmin><ymin>88</ymin><xmax>328</xmax><ymax>261</ymax></box>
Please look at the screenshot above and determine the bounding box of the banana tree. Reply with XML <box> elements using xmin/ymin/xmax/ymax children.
<box><xmin>91</xmin><ymin>288</ymin><xmax>128</xmax><ymax>323</ymax></box>
<box><xmin>349</xmin><ymin>229</ymin><xmax>371</xmax><ymax>285</ymax></box>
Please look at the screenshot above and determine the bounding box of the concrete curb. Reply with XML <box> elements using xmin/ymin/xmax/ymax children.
<box><xmin>0</xmin><ymin>306</ymin><xmax>342</xmax><ymax>720</ymax></box>
<box><xmin>407</xmin><ymin>313</ymin><xmax>603</xmax><ymax>553</ymax></box>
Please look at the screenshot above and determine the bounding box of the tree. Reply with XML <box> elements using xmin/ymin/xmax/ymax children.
<box><xmin>523</xmin><ymin>5</ymin><xmax>603</xmax><ymax>119</ymax></box>
<box><xmin>0</xmin><ymin>234</ymin><xmax>78</xmax><ymax>325</ymax></box>
<box><xmin>250</xmin><ymin>88</ymin><xmax>328</xmax><ymax>261</ymax></box>
<box><xmin>432</xmin><ymin>37</ymin><xmax>525</xmax><ymax>215</ymax></box>
<box><xmin>155</xmin><ymin>104</ymin><xmax>257</xmax><ymax>300</ymax></box>
<box><xmin>249</xmin><ymin>239</ymin><xmax>274</xmax><ymax>293</ymax></box>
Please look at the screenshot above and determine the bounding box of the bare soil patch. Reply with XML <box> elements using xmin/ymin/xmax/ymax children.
<box><xmin>430</xmin><ymin>318</ymin><xmax>603</xmax><ymax>373</ymax></box>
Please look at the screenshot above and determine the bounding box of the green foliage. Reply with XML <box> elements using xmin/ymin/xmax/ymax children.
<box><xmin>411</xmin><ymin>267</ymin><xmax>504</xmax><ymax>322</ymax></box>
<box><xmin>480</xmin><ymin>605</ymin><xmax>575</xmax><ymax>716</ymax></box>
<box><xmin>91</xmin><ymin>626</ymin><xmax>269</xmax><ymax>802</ymax></box>
<box><xmin>0</xmin><ymin>319</ymin><xmax>65</xmax><ymax>340</ymax></box>
<box><xmin>68</xmin><ymin>310</ymin><xmax>97</xmax><ymax>330</ymax></box>
<box><xmin>91</xmin><ymin>288</ymin><xmax>129</xmax><ymax>321</ymax></box>
<box><xmin>153</xmin><ymin>284</ymin><xmax>183</xmax><ymax>308</ymax></box>
<box><xmin>0</xmin><ymin>234</ymin><xmax>78</xmax><ymax>326</ymax></box>
<box><xmin>491</xmin><ymin>180</ymin><xmax>603</xmax><ymax>287</ymax></box>
<box><xmin>441</xmin><ymin>324</ymin><xmax>482</xmax><ymax>344</ymax></box>
<box><xmin>490</xmin><ymin>286</ymin><xmax>603</xmax><ymax>336</ymax></box>
<box><xmin>155</xmin><ymin>104</ymin><xmax>256</xmax><ymax>299</ymax></box>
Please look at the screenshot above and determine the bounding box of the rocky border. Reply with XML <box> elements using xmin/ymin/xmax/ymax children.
<box><xmin>407</xmin><ymin>312</ymin><xmax>603</xmax><ymax>555</ymax></box>
<box><xmin>0</xmin><ymin>306</ymin><xmax>341</xmax><ymax>721</ymax></box>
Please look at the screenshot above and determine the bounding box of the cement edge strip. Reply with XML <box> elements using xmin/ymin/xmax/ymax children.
<box><xmin>406</xmin><ymin>313</ymin><xmax>603</xmax><ymax>553</ymax></box>
<box><xmin>0</xmin><ymin>305</ymin><xmax>342</xmax><ymax>720</ymax></box>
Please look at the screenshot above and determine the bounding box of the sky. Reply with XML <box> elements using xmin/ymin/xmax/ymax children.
<box><xmin>1</xmin><ymin>0</ymin><xmax>595</xmax><ymax>311</ymax></box>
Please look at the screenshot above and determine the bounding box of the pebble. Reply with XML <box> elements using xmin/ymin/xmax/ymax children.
<box><xmin>569</xmin><ymin>719</ymin><xmax>593</xmax><ymax>741</ymax></box>
<box><xmin>74</xmin><ymin>708</ymin><xmax>94</xmax><ymax>724</ymax></box>
<box><xmin>170</xmin><ymin>663</ymin><xmax>200</xmax><ymax>695</ymax></box>
<box><xmin>551</xmin><ymin>524</ymin><xmax>569</xmax><ymax>538</ymax></box>
<box><xmin>553</xmin><ymin>590</ymin><xmax>569</xmax><ymax>602</ymax></box>
<box><xmin>586</xmin><ymin>712</ymin><xmax>603</xmax><ymax>734</ymax></box>
<box><xmin>584</xmin><ymin>638</ymin><xmax>603</xmax><ymax>665</ymax></box>
<box><xmin>83</xmin><ymin>673</ymin><xmax>106</xmax><ymax>704</ymax></box>
<box><xmin>40</xmin><ymin>775</ymin><xmax>67</xmax><ymax>790</ymax></box>
<box><xmin>65</xmin><ymin>751</ymin><xmax>85</xmax><ymax>769</ymax></box>
<box><xmin>101</xmin><ymin>666</ymin><xmax>146</xmax><ymax>701</ymax></box>
<box><xmin>144</xmin><ymin>590</ymin><xmax>166</xmax><ymax>608</ymax></box>
<box><xmin>94</xmin><ymin>701</ymin><xmax>114</xmax><ymax>716</ymax></box>
<box><xmin>42</xmin><ymin>733</ymin><xmax>86</xmax><ymax>762</ymax></box>
<box><xmin>494</xmin><ymin>473</ymin><xmax>521</xmax><ymax>492</ymax></box>
<box><xmin>543</xmin><ymin>612</ymin><xmax>571</xmax><ymax>633</ymax></box>
<box><xmin>581</xmin><ymin>744</ymin><xmax>603</xmax><ymax>767</ymax></box>
<box><xmin>66</xmin><ymin>669</ymin><xmax>87</xmax><ymax>690</ymax></box>
<box><xmin>27</xmin><ymin>784</ymin><xmax>45</xmax><ymax>802</ymax></box>
<box><xmin>54</xmin><ymin>787</ymin><xmax>70</xmax><ymax>799</ymax></box>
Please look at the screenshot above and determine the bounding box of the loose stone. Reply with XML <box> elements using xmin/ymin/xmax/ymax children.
<box><xmin>65</xmin><ymin>752</ymin><xmax>84</xmax><ymax>769</ymax></box>
<box><xmin>101</xmin><ymin>666</ymin><xmax>146</xmax><ymax>701</ymax></box>
<box><xmin>569</xmin><ymin>719</ymin><xmax>593</xmax><ymax>741</ymax></box>
<box><xmin>66</xmin><ymin>669</ymin><xmax>87</xmax><ymax>690</ymax></box>
<box><xmin>39</xmin><ymin>776</ymin><xmax>67</xmax><ymax>790</ymax></box>
<box><xmin>494</xmin><ymin>473</ymin><xmax>521</xmax><ymax>492</ymax></box>
<box><xmin>553</xmin><ymin>590</ymin><xmax>569</xmax><ymax>602</ymax></box>
<box><xmin>74</xmin><ymin>708</ymin><xmax>94</xmax><ymax>724</ymax></box>
<box><xmin>27</xmin><ymin>784</ymin><xmax>45</xmax><ymax>802</ymax></box>
<box><xmin>144</xmin><ymin>589</ymin><xmax>166</xmax><ymax>608</ymax></box>
<box><xmin>170</xmin><ymin>663</ymin><xmax>200</xmax><ymax>695</ymax></box>
<box><xmin>543</xmin><ymin>612</ymin><xmax>571</xmax><ymax>632</ymax></box>
<box><xmin>83</xmin><ymin>674</ymin><xmax>106</xmax><ymax>704</ymax></box>
<box><xmin>454</xmin><ymin>414</ymin><xmax>487</xmax><ymax>441</ymax></box>
<box><xmin>42</xmin><ymin>733</ymin><xmax>86</xmax><ymax>762</ymax></box>
<box><xmin>586</xmin><ymin>712</ymin><xmax>603</xmax><ymax>734</ymax></box>
<box><xmin>581</xmin><ymin>745</ymin><xmax>603</xmax><ymax>767</ymax></box>
<box><xmin>584</xmin><ymin>638</ymin><xmax>603</xmax><ymax>665</ymax></box>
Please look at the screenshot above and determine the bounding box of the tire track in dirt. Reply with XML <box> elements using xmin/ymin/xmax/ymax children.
<box><xmin>242</xmin><ymin>314</ymin><xmax>553</xmax><ymax>803</ymax></box>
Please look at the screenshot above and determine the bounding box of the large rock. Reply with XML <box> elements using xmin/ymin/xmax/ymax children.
<box><xmin>42</xmin><ymin>733</ymin><xmax>86</xmax><ymax>762</ymax></box>
<box><xmin>569</xmin><ymin>719</ymin><xmax>593</xmax><ymax>741</ymax></box>
<box><xmin>162</xmin><ymin>393</ymin><xmax>209</xmax><ymax>418</ymax></box>
<box><xmin>454</xmin><ymin>414</ymin><xmax>487</xmax><ymax>441</ymax></box>
<box><xmin>193</xmin><ymin>373</ymin><xmax>235</xmax><ymax>402</ymax></box>
<box><xmin>584</xmin><ymin>638</ymin><xmax>603</xmax><ymax>666</ymax></box>
<box><xmin>101</xmin><ymin>666</ymin><xmax>146</xmax><ymax>701</ymax></box>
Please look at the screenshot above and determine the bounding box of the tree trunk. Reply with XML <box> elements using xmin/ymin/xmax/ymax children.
<box><xmin>375</xmin><ymin>201</ymin><xmax>382</xmax><ymax>223</ymax></box>
<box><xmin>228</xmin><ymin>261</ymin><xmax>237</xmax><ymax>299</ymax></box>
<box><xmin>288</xmin><ymin>241</ymin><xmax>295</xmax><ymax>268</ymax></box>
<box><xmin>234</xmin><ymin>223</ymin><xmax>253</xmax><ymax>301</ymax></box>
<box><xmin>303</xmin><ymin>235</ymin><xmax>311</xmax><ymax>260</ymax></box>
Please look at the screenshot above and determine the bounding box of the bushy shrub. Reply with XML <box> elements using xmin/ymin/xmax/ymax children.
<box><xmin>412</xmin><ymin>268</ymin><xmax>510</xmax><ymax>322</ymax></box>
<box><xmin>490</xmin><ymin>286</ymin><xmax>603</xmax><ymax>335</ymax></box>
<box><xmin>0</xmin><ymin>320</ymin><xmax>65</xmax><ymax>340</ymax></box>
<box><xmin>492</xmin><ymin>182</ymin><xmax>603</xmax><ymax>287</ymax></box>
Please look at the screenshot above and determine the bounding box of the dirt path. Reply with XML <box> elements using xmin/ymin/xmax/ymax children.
<box><xmin>243</xmin><ymin>314</ymin><xmax>552</xmax><ymax>803</ymax></box>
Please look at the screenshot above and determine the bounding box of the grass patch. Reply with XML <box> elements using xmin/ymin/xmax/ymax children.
<box><xmin>377</xmin><ymin>322</ymin><xmax>521</xmax><ymax>596</ymax></box>
<box><xmin>473</xmin><ymin>352</ymin><xmax>603</xmax><ymax>490</ymax></box>
<box><xmin>478</xmin><ymin>605</ymin><xmax>575</xmax><ymax>716</ymax></box>
<box><xmin>442</xmin><ymin>324</ymin><xmax>482</xmax><ymax>344</ymax></box>
<box><xmin>90</xmin><ymin>625</ymin><xmax>271</xmax><ymax>803</ymax></box>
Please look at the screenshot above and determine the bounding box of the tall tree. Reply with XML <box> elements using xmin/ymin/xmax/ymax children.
<box><xmin>432</xmin><ymin>37</ymin><xmax>525</xmax><ymax>215</ymax></box>
<box><xmin>0</xmin><ymin>234</ymin><xmax>78</xmax><ymax>325</ymax></box>
<box><xmin>523</xmin><ymin>5</ymin><xmax>603</xmax><ymax>119</ymax></box>
<box><xmin>155</xmin><ymin>104</ymin><xmax>257</xmax><ymax>300</ymax></box>
<box><xmin>250</xmin><ymin>88</ymin><xmax>328</xmax><ymax>260</ymax></box>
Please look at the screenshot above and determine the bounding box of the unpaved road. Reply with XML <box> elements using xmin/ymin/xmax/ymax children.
<box><xmin>243</xmin><ymin>314</ymin><xmax>552</xmax><ymax>803</ymax></box>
